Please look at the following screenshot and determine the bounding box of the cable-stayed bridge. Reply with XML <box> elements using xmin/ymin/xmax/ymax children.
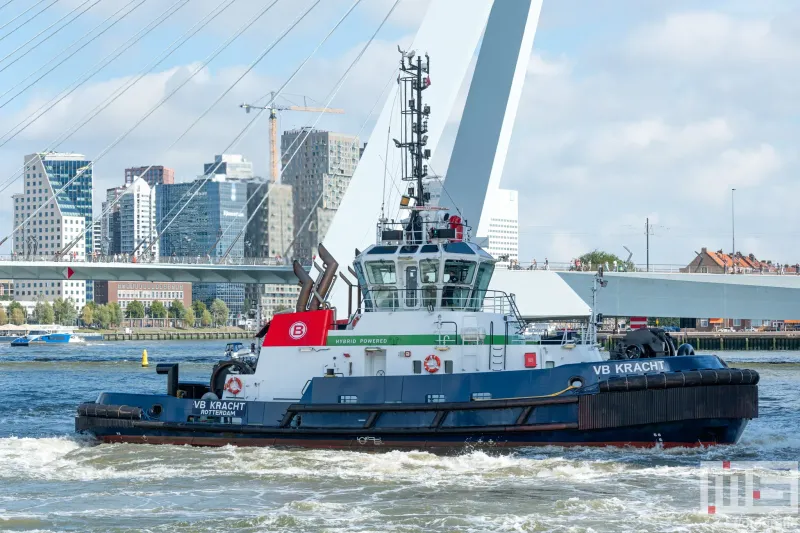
<box><xmin>2</xmin><ymin>0</ymin><xmax>797</xmax><ymax>321</ymax></box>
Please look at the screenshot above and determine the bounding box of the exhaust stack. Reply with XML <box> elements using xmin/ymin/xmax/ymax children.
<box><xmin>293</xmin><ymin>260</ymin><xmax>314</xmax><ymax>312</ymax></box>
<box><xmin>308</xmin><ymin>243</ymin><xmax>339</xmax><ymax>310</ymax></box>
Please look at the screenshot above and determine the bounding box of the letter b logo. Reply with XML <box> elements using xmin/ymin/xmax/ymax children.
<box><xmin>289</xmin><ymin>321</ymin><xmax>308</xmax><ymax>340</ymax></box>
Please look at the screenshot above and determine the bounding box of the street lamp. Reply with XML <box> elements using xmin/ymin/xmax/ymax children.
<box><xmin>731</xmin><ymin>188</ymin><xmax>736</xmax><ymax>257</ymax></box>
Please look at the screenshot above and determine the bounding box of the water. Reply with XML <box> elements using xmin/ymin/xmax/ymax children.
<box><xmin>0</xmin><ymin>342</ymin><xmax>797</xmax><ymax>532</ymax></box>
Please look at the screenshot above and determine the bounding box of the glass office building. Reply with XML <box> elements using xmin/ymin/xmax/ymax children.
<box><xmin>156</xmin><ymin>179</ymin><xmax>247</xmax><ymax>320</ymax></box>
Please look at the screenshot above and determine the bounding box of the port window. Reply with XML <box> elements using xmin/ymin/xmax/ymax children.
<box><xmin>426</xmin><ymin>394</ymin><xmax>446</xmax><ymax>403</ymax></box>
<box><xmin>338</xmin><ymin>395</ymin><xmax>358</xmax><ymax>404</ymax></box>
<box><xmin>471</xmin><ymin>392</ymin><xmax>492</xmax><ymax>401</ymax></box>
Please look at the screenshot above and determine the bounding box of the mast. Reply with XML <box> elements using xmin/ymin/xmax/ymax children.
<box><xmin>397</xmin><ymin>48</ymin><xmax>431</xmax><ymax>244</ymax></box>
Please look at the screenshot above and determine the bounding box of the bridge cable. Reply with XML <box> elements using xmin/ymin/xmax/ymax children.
<box><xmin>0</xmin><ymin>0</ymin><xmax>98</xmax><ymax>72</ymax></box>
<box><xmin>0</xmin><ymin>0</ymin><xmax>277</xmax><ymax>252</ymax></box>
<box><xmin>218</xmin><ymin>0</ymin><xmax>400</xmax><ymax>260</ymax></box>
<box><xmin>139</xmin><ymin>0</ymin><xmax>349</xmax><ymax>260</ymax></box>
<box><xmin>0</xmin><ymin>0</ymin><xmax>53</xmax><ymax>36</ymax></box>
<box><xmin>0</xmin><ymin>0</ymin><xmax>60</xmax><ymax>43</ymax></box>
<box><xmin>0</xmin><ymin>0</ymin><xmax>17</xmax><ymax>13</ymax></box>
<box><xmin>0</xmin><ymin>0</ymin><xmax>234</xmax><ymax>197</ymax></box>
<box><xmin>0</xmin><ymin>0</ymin><xmax>145</xmax><ymax>110</ymax></box>
<box><xmin>0</xmin><ymin>0</ymin><xmax>188</xmax><ymax>144</ymax></box>
<box><xmin>55</xmin><ymin>0</ymin><xmax>309</xmax><ymax>260</ymax></box>
<box><xmin>283</xmin><ymin>74</ymin><xmax>398</xmax><ymax>259</ymax></box>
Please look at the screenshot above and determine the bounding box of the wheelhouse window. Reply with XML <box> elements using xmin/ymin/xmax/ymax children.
<box><xmin>468</xmin><ymin>262</ymin><xmax>495</xmax><ymax>310</ymax></box>
<box><xmin>420</xmin><ymin>259</ymin><xmax>439</xmax><ymax>283</ymax></box>
<box><xmin>426</xmin><ymin>394</ymin><xmax>446</xmax><ymax>403</ymax></box>
<box><xmin>471</xmin><ymin>392</ymin><xmax>492</xmax><ymax>401</ymax></box>
<box><xmin>442</xmin><ymin>260</ymin><xmax>476</xmax><ymax>309</ymax></box>
<box><xmin>366</xmin><ymin>261</ymin><xmax>396</xmax><ymax>284</ymax></box>
<box><xmin>338</xmin><ymin>395</ymin><xmax>358</xmax><ymax>404</ymax></box>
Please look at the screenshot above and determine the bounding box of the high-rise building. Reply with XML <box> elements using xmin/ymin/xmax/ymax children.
<box><xmin>244</xmin><ymin>180</ymin><xmax>299</xmax><ymax>320</ymax></box>
<box><xmin>92</xmin><ymin>221</ymin><xmax>102</xmax><ymax>256</ymax></box>
<box><xmin>281</xmin><ymin>129</ymin><xmax>360</xmax><ymax>260</ymax></box>
<box><xmin>120</xmin><ymin>179</ymin><xmax>158</xmax><ymax>259</ymax></box>
<box><xmin>101</xmin><ymin>186</ymin><xmax>125</xmax><ymax>255</ymax></box>
<box><xmin>124</xmin><ymin>166</ymin><xmax>174</xmax><ymax>187</ymax></box>
<box><xmin>483</xmin><ymin>188</ymin><xmax>519</xmax><ymax>265</ymax></box>
<box><xmin>11</xmin><ymin>152</ymin><xmax>93</xmax><ymax>313</ymax></box>
<box><xmin>157</xmin><ymin>179</ymin><xmax>247</xmax><ymax>320</ymax></box>
<box><xmin>203</xmin><ymin>154</ymin><xmax>253</xmax><ymax>181</ymax></box>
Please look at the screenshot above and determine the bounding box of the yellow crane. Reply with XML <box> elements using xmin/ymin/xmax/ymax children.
<box><xmin>240</xmin><ymin>92</ymin><xmax>345</xmax><ymax>183</ymax></box>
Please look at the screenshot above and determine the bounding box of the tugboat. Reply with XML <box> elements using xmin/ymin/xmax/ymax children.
<box><xmin>76</xmin><ymin>50</ymin><xmax>758</xmax><ymax>449</ymax></box>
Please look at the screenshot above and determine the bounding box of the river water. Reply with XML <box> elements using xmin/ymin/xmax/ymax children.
<box><xmin>0</xmin><ymin>341</ymin><xmax>797</xmax><ymax>532</ymax></box>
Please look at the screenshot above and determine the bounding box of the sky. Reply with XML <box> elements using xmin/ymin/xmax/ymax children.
<box><xmin>0</xmin><ymin>0</ymin><xmax>798</xmax><ymax>268</ymax></box>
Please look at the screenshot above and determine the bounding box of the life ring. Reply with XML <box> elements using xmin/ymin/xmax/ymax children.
<box><xmin>224</xmin><ymin>376</ymin><xmax>243</xmax><ymax>395</ymax></box>
<box><xmin>423</xmin><ymin>354</ymin><xmax>441</xmax><ymax>373</ymax></box>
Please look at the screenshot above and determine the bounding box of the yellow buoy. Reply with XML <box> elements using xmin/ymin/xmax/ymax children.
<box><xmin>141</xmin><ymin>349</ymin><xmax>149</xmax><ymax>367</ymax></box>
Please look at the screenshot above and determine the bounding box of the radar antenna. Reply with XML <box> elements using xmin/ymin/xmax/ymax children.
<box><xmin>394</xmin><ymin>48</ymin><xmax>431</xmax><ymax>244</ymax></box>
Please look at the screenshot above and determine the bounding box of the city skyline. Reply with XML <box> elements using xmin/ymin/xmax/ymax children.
<box><xmin>0</xmin><ymin>2</ymin><xmax>798</xmax><ymax>267</ymax></box>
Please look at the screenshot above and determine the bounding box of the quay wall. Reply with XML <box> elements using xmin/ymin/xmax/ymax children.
<box><xmin>601</xmin><ymin>332</ymin><xmax>800</xmax><ymax>352</ymax></box>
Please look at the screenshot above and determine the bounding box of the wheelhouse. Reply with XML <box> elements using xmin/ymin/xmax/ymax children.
<box><xmin>352</xmin><ymin>240</ymin><xmax>497</xmax><ymax>312</ymax></box>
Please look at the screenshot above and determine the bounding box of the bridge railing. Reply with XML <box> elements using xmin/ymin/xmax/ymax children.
<box><xmin>496</xmin><ymin>261</ymin><xmax>800</xmax><ymax>275</ymax></box>
<box><xmin>0</xmin><ymin>255</ymin><xmax>292</xmax><ymax>266</ymax></box>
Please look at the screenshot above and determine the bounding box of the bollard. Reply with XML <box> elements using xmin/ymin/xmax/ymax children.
<box><xmin>142</xmin><ymin>349</ymin><xmax>149</xmax><ymax>367</ymax></box>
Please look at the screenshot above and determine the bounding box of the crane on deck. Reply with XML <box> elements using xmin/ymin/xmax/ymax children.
<box><xmin>240</xmin><ymin>92</ymin><xmax>345</xmax><ymax>183</ymax></box>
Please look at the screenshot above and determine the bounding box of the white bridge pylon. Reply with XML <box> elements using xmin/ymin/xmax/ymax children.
<box><xmin>324</xmin><ymin>0</ymin><xmax>542</xmax><ymax>311</ymax></box>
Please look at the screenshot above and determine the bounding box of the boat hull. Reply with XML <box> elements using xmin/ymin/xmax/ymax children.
<box><xmin>76</xmin><ymin>360</ymin><xmax>758</xmax><ymax>451</ymax></box>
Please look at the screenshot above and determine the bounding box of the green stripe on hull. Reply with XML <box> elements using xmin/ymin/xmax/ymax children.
<box><xmin>325</xmin><ymin>334</ymin><xmax>530</xmax><ymax>346</ymax></box>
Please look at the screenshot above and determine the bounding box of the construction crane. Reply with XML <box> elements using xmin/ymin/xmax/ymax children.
<box><xmin>240</xmin><ymin>92</ymin><xmax>345</xmax><ymax>183</ymax></box>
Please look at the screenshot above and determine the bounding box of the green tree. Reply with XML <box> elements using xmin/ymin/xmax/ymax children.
<box><xmin>149</xmin><ymin>300</ymin><xmax>167</xmax><ymax>319</ymax></box>
<box><xmin>648</xmin><ymin>317</ymin><xmax>679</xmax><ymax>327</ymax></box>
<box><xmin>192</xmin><ymin>300</ymin><xmax>207</xmax><ymax>316</ymax></box>
<box><xmin>126</xmin><ymin>300</ymin><xmax>145</xmax><ymax>319</ymax></box>
<box><xmin>10</xmin><ymin>307</ymin><xmax>25</xmax><ymax>325</ymax></box>
<box><xmin>108</xmin><ymin>302</ymin><xmax>123</xmax><ymax>327</ymax></box>
<box><xmin>93</xmin><ymin>305</ymin><xmax>112</xmax><ymax>329</ymax></box>
<box><xmin>33</xmin><ymin>298</ymin><xmax>54</xmax><ymax>325</ymax></box>
<box><xmin>7</xmin><ymin>301</ymin><xmax>24</xmax><ymax>318</ymax></box>
<box><xmin>81</xmin><ymin>305</ymin><xmax>93</xmax><ymax>327</ymax></box>
<box><xmin>201</xmin><ymin>309</ymin><xmax>212</xmax><ymax>327</ymax></box>
<box><xmin>54</xmin><ymin>298</ymin><xmax>78</xmax><ymax>326</ymax></box>
<box><xmin>183</xmin><ymin>307</ymin><xmax>196</xmax><ymax>328</ymax></box>
<box><xmin>210</xmin><ymin>299</ymin><xmax>229</xmax><ymax>327</ymax></box>
<box><xmin>168</xmin><ymin>299</ymin><xmax>186</xmax><ymax>319</ymax></box>
<box><xmin>579</xmin><ymin>250</ymin><xmax>634</xmax><ymax>272</ymax></box>
<box><xmin>0</xmin><ymin>304</ymin><xmax>7</xmax><ymax>326</ymax></box>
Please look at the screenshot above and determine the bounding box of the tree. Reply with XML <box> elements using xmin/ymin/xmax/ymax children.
<box><xmin>192</xmin><ymin>300</ymin><xmax>207</xmax><ymax>316</ymax></box>
<box><xmin>10</xmin><ymin>308</ymin><xmax>25</xmax><ymax>325</ymax></box>
<box><xmin>54</xmin><ymin>298</ymin><xmax>78</xmax><ymax>326</ymax></box>
<box><xmin>93</xmin><ymin>305</ymin><xmax>111</xmax><ymax>329</ymax></box>
<box><xmin>579</xmin><ymin>250</ymin><xmax>634</xmax><ymax>272</ymax></box>
<box><xmin>33</xmin><ymin>298</ymin><xmax>54</xmax><ymax>325</ymax></box>
<box><xmin>7</xmin><ymin>301</ymin><xmax>24</xmax><ymax>325</ymax></box>
<box><xmin>126</xmin><ymin>300</ymin><xmax>145</xmax><ymax>319</ymax></box>
<box><xmin>81</xmin><ymin>305</ymin><xmax>93</xmax><ymax>327</ymax></box>
<box><xmin>210</xmin><ymin>299</ymin><xmax>229</xmax><ymax>327</ymax></box>
<box><xmin>108</xmin><ymin>302</ymin><xmax>123</xmax><ymax>327</ymax></box>
<box><xmin>201</xmin><ymin>309</ymin><xmax>212</xmax><ymax>327</ymax></box>
<box><xmin>169</xmin><ymin>299</ymin><xmax>186</xmax><ymax>319</ymax></box>
<box><xmin>648</xmin><ymin>317</ymin><xmax>679</xmax><ymax>327</ymax></box>
<box><xmin>0</xmin><ymin>304</ymin><xmax>7</xmax><ymax>326</ymax></box>
<box><xmin>149</xmin><ymin>300</ymin><xmax>167</xmax><ymax>319</ymax></box>
<box><xmin>183</xmin><ymin>307</ymin><xmax>196</xmax><ymax>328</ymax></box>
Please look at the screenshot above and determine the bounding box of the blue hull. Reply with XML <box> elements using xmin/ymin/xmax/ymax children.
<box><xmin>76</xmin><ymin>355</ymin><xmax>759</xmax><ymax>450</ymax></box>
<box><xmin>11</xmin><ymin>333</ymin><xmax>72</xmax><ymax>346</ymax></box>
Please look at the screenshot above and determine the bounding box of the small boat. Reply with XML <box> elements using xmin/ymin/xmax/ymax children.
<box><xmin>75</xmin><ymin>49</ymin><xmax>758</xmax><ymax>450</ymax></box>
<box><xmin>11</xmin><ymin>331</ymin><xmax>72</xmax><ymax>347</ymax></box>
<box><xmin>224</xmin><ymin>342</ymin><xmax>256</xmax><ymax>359</ymax></box>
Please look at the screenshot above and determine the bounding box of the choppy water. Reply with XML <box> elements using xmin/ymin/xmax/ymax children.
<box><xmin>0</xmin><ymin>341</ymin><xmax>797</xmax><ymax>532</ymax></box>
